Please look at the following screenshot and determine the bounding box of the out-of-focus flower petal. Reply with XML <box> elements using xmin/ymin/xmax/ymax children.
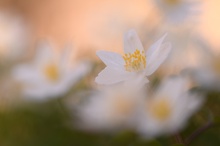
<box><xmin>34</xmin><ymin>42</ymin><xmax>56</xmax><ymax>65</ymax></box>
<box><xmin>137</xmin><ymin>76</ymin><xmax>204</xmax><ymax>137</ymax></box>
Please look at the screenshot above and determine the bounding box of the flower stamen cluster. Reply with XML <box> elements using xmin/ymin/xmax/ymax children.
<box><xmin>123</xmin><ymin>49</ymin><xmax>146</xmax><ymax>72</ymax></box>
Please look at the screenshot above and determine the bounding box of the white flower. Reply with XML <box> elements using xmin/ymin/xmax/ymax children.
<box><xmin>0</xmin><ymin>11</ymin><xmax>28</xmax><ymax>60</ymax></box>
<box><xmin>153</xmin><ymin>0</ymin><xmax>199</xmax><ymax>23</ymax></box>
<box><xmin>190</xmin><ymin>54</ymin><xmax>220</xmax><ymax>91</ymax></box>
<box><xmin>160</xmin><ymin>31</ymin><xmax>206</xmax><ymax>75</ymax></box>
<box><xmin>137</xmin><ymin>77</ymin><xmax>204</xmax><ymax>137</ymax></box>
<box><xmin>12</xmin><ymin>43</ymin><xmax>91</xmax><ymax>100</ymax></box>
<box><xmin>95</xmin><ymin>29</ymin><xmax>171</xmax><ymax>85</ymax></box>
<box><xmin>77</xmin><ymin>85</ymin><xmax>144</xmax><ymax>131</ymax></box>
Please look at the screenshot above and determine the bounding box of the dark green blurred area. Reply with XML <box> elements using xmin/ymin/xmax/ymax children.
<box><xmin>0</xmin><ymin>89</ymin><xmax>219</xmax><ymax>146</ymax></box>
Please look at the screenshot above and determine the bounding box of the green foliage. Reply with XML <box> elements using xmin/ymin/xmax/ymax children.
<box><xmin>0</xmin><ymin>89</ymin><xmax>219</xmax><ymax>146</ymax></box>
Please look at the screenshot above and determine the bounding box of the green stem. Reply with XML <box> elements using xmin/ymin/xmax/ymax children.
<box><xmin>185</xmin><ymin>120</ymin><xmax>213</xmax><ymax>145</ymax></box>
<box><xmin>174</xmin><ymin>133</ymin><xmax>185</xmax><ymax>145</ymax></box>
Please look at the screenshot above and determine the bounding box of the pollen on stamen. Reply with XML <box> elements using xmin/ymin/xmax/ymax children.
<box><xmin>123</xmin><ymin>49</ymin><xmax>146</xmax><ymax>72</ymax></box>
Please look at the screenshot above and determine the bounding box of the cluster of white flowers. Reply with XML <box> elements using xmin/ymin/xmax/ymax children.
<box><xmin>0</xmin><ymin>1</ymin><xmax>215</xmax><ymax>143</ymax></box>
<box><xmin>78</xmin><ymin>29</ymin><xmax>204</xmax><ymax>138</ymax></box>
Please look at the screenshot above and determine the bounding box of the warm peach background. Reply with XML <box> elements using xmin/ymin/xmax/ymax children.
<box><xmin>0</xmin><ymin>0</ymin><xmax>220</xmax><ymax>55</ymax></box>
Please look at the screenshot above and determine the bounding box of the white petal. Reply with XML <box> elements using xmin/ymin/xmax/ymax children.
<box><xmin>145</xmin><ymin>42</ymin><xmax>171</xmax><ymax>76</ymax></box>
<box><xmin>96</xmin><ymin>51</ymin><xmax>124</xmax><ymax>69</ymax></box>
<box><xmin>156</xmin><ymin>77</ymin><xmax>187</xmax><ymax>100</ymax></box>
<box><xmin>124</xmin><ymin>73</ymin><xmax>149</xmax><ymax>88</ymax></box>
<box><xmin>34</xmin><ymin>42</ymin><xmax>55</xmax><ymax>65</ymax></box>
<box><xmin>60</xmin><ymin>44</ymin><xmax>75</xmax><ymax>69</ymax></box>
<box><xmin>186</xmin><ymin>94</ymin><xmax>204</xmax><ymax>114</ymax></box>
<box><xmin>146</xmin><ymin>33</ymin><xmax>167</xmax><ymax>58</ymax></box>
<box><xmin>77</xmin><ymin>92</ymin><xmax>118</xmax><ymax>130</ymax></box>
<box><xmin>95</xmin><ymin>67</ymin><xmax>134</xmax><ymax>85</ymax></box>
<box><xmin>12</xmin><ymin>64</ymin><xmax>43</xmax><ymax>84</ymax></box>
<box><xmin>24</xmin><ymin>82</ymin><xmax>65</xmax><ymax>100</ymax></box>
<box><xmin>123</xmin><ymin>29</ymin><xmax>144</xmax><ymax>54</ymax></box>
<box><xmin>23</xmin><ymin>86</ymin><xmax>49</xmax><ymax>100</ymax></box>
<box><xmin>61</xmin><ymin>62</ymin><xmax>91</xmax><ymax>88</ymax></box>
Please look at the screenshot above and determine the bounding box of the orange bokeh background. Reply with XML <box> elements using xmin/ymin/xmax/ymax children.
<box><xmin>0</xmin><ymin>0</ymin><xmax>219</xmax><ymax>55</ymax></box>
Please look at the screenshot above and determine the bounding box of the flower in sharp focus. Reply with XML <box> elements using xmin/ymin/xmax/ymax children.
<box><xmin>12</xmin><ymin>43</ymin><xmax>91</xmax><ymax>100</ymax></box>
<box><xmin>77</xmin><ymin>85</ymin><xmax>144</xmax><ymax>131</ymax></box>
<box><xmin>0</xmin><ymin>11</ymin><xmax>28</xmax><ymax>60</ymax></box>
<box><xmin>153</xmin><ymin>0</ymin><xmax>200</xmax><ymax>24</ymax></box>
<box><xmin>137</xmin><ymin>77</ymin><xmax>204</xmax><ymax>137</ymax></box>
<box><xmin>95</xmin><ymin>29</ymin><xmax>171</xmax><ymax>85</ymax></box>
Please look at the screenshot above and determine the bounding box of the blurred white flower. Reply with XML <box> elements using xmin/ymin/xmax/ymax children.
<box><xmin>95</xmin><ymin>29</ymin><xmax>171</xmax><ymax>85</ymax></box>
<box><xmin>12</xmin><ymin>43</ymin><xmax>91</xmax><ymax>100</ymax></box>
<box><xmin>77</xmin><ymin>85</ymin><xmax>144</xmax><ymax>131</ymax></box>
<box><xmin>190</xmin><ymin>54</ymin><xmax>220</xmax><ymax>91</ymax></box>
<box><xmin>137</xmin><ymin>77</ymin><xmax>203</xmax><ymax>137</ymax></box>
<box><xmin>0</xmin><ymin>12</ymin><xmax>28</xmax><ymax>60</ymax></box>
<box><xmin>153</xmin><ymin>0</ymin><xmax>199</xmax><ymax>24</ymax></box>
<box><xmin>160</xmin><ymin>31</ymin><xmax>207</xmax><ymax>75</ymax></box>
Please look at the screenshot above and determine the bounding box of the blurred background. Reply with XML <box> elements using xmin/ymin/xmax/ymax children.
<box><xmin>1</xmin><ymin>0</ymin><xmax>220</xmax><ymax>53</ymax></box>
<box><xmin>0</xmin><ymin>0</ymin><xmax>220</xmax><ymax>146</ymax></box>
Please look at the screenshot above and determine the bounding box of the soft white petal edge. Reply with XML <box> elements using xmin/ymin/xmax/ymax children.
<box><xmin>147</xmin><ymin>33</ymin><xmax>167</xmax><ymax>58</ymax></box>
<box><xmin>60</xmin><ymin>44</ymin><xmax>75</xmax><ymax>68</ymax></box>
<box><xmin>156</xmin><ymin>76</ymin><xmax>187</xmax><ymax>100</ymax></box>
<box><xmin>95</xmin><ymin>67</ymin><xmax>134</xmax><ymax>85</ymax></box>
<box><xmin>12</xmin><ymin>64</ymin><xmax>40</xmax><ymax>82</ymax></box>
<box><xmin>34</xmin><ymin>42</ymin><xmax>54</xmax><ymax>64</ymax></box>
<box><xmin>145</xmin><ymin>42</ymin><xmax>171</xmax><ymax>76</ymax></box>
<box><xmin>96</xmin><ymin>51</ymin><xmax>124</xmax><ymax>69</ymax></box>
<box><xmin>123</xmin><ymin>29</ymin><xmax>144</xmax><ymax>54</ymax></box>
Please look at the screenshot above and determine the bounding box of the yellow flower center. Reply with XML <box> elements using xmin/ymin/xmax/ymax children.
<box><xmin>149</xmin><ymin>99</ymin><xmax>171</xmax><ymax>121</ymax></box>
<box><xmin>164</xmin><ymin>0</ymin><xmax>179</xmax><ymax>5</ymax></box>
<box><xmin>43</xmin><ymin>63</ymin><xmax>60</xmax><ymax>82</ymax></box>
<box><xmin>123</xmin><ymin>49</ymin><xmax>146</xmax><ymax>72</ymax></box>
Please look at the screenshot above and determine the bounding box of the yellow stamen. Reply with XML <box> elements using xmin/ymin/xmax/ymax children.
<box><xmin>43</xmin><ymin>63</ymin><xmax>60</xmax><ymax>82</ymax></box>
<box><xmin>149</xmin><ymin>99</ymin><xmax>171</xmax><ymax>121</ymax></box>
<box><xmin>123</xmin><ymin>49</ymin><xmax>146</xmax><ymax>72</ymax></box>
